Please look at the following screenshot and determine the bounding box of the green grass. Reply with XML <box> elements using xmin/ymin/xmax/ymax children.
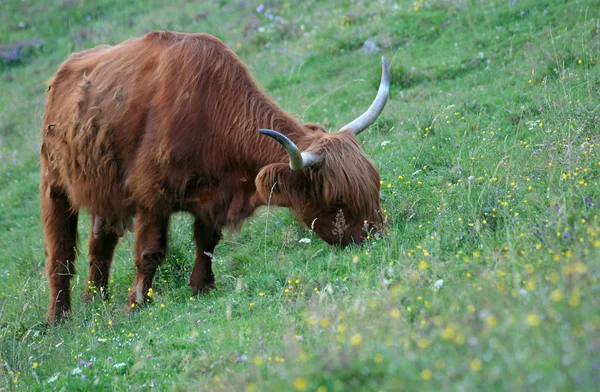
<box><xmin>1</xmin><ymin>0</ymin><xmax>600</xmax><ymax>390</ymax></box>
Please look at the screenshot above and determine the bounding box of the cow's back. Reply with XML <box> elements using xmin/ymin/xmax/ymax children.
<box><xmin>40</xmin><ymin>32</ymin><xmax>242</xmax><ymax>220</ymax></box>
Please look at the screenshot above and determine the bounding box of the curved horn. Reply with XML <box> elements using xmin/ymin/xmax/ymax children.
<box><xmin>259</xmin><ymin>129</ymin><xmax>317</xmax><ymax>171</ymax></box>
<box><xmin>340</xmin><ymin>56</ymin><xmax>390</xmax><ymax>135</ymax></box>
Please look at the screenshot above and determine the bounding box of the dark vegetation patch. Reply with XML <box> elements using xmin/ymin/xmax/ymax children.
<box><xmin>0</xmin><ymin>38</ymin><xmax>43</xmax><ymax>67</ymax></box>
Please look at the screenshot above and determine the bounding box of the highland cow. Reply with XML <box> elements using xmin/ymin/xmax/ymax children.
<box><xmin>40</xmin><ymin>31</ymin><xmax>389</xmax><ymax>324</ymax></box>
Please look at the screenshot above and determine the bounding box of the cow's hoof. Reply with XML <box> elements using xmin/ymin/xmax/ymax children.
<box><xmin>46</xmin><ymin>308</ymin><xmax>70</xmax><ymax>326</ymax></box>
<box><xmin>192</xmin><ymin>280</ymin><xmax>217</xmax><ymax>296</ymax></box>
<box><xmin>125</xmin><ymin>300</ymin><xmax>146</xmax><ymax>313</ymax></box>
<box><xmin>126</xmin><ymin>291</ymin><xmax>150</xmax><ymax>313</ymax></box>
<box><xmin>83</xmin><ymin>286</ymin><xmax>109</xmax><ymax>303</ymax></box>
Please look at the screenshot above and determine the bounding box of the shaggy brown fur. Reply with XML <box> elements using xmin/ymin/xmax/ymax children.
<box><xmin>40</xmin><ymin>31</ymin><xmax>384</xmax><ymax>324</ymax></box>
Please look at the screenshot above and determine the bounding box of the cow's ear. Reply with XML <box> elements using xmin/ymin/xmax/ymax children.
<box><xmin>256</xmin><ymin>163</ymin><xmax>306</xmax><ymax>207</ymax></box>
<box><xmin>303</xmin><ymin>123</ymin><xmax>327</xmax><ymax>133</ymax></box>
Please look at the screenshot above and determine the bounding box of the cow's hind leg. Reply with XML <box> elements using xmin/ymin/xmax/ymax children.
<box><xmin>84</xmin><ymin>215</ymin><xmax>119</xmax><ymax>302</ymax></box>
<box><xmin>190</xmin><ymin>218</ymin><xmax>222</xmax><ymax>295</ymax></box>
<box><xmin>127</xmin><ymin>209</ymin><xmax>169</xmax><ymax>310</ymax></box>
<box><xmin>42</xmin><ymin>182</ymin><xmax>78</xmax><ymax>324</ymax></box>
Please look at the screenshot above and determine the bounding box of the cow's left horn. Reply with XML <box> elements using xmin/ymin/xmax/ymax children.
<box><xmin>259</xmin><ymin>129</ymin><xmax>317</xmax><ymax>171</ymax></box>
<box><xmin>340</xmin><ymin>56</ymin><xmax>390</xmax><ymax>136</ymax></box>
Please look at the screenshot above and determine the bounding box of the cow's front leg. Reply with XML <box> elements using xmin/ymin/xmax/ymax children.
<box><xmin>41</xmin><ymin>181</ymin><xmax>79</xmax><ymax>324</ymax></box>
<box><xmin>190</xmin><ymin>218</ymin><xmax>222</xmax><ymax>295</ymax></box>
<box><xmin>127</xmin><ymin>209</ymin><xmax>169</xmax><ymax>310</ymax></box>
<box><xmin>84</xmin><ymin>215</ymin><xmax>119</xmax><ymax>302</ymax></box>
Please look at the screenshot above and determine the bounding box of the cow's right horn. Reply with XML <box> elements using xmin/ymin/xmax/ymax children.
<box><xmin>259</xmin><ymin>129</ymin><xmax>317</xmax><ymax>171</ymax></box>
<box><xmin>340</xmin><ymin>56</ymin><xmax>390</xmax><ymax>136</ymax></box>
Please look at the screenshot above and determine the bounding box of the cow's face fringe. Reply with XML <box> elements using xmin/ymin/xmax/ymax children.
<box><xmin>256</xmin><ymin>131</ymin><xmax>384</xmax><ymax>246</ymax></box>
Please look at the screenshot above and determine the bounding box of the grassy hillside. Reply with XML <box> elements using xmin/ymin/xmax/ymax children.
<box><xmin>1</xmin><ymin>0</ymin><xmax>599</xmax><ymax>390</ymax></box>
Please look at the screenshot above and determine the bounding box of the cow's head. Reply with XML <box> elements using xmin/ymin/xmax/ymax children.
<box><xmin>256</xmin><ymin>57</ymin><xmax>389</xmax><ymax>246</ymax></box>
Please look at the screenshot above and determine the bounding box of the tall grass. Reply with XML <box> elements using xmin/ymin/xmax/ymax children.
<box><xmin>1</xmin><ymin>0</ymin><xmax>599</xmax><ymax>390</ymax></box>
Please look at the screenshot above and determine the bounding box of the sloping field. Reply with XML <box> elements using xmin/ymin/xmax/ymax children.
<box><xmin>1</xmin><ymin>0</ymin><xmax>599</xmax><ymax>390</ymax></box>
